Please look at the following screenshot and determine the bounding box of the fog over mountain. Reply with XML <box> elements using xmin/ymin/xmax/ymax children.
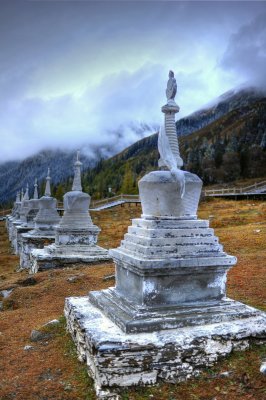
<box><xmin>0</xmin><ymin>1</ymin><xmax>265</xmax><ymax>163</ymax></box>
<box><xmin>1</xmin><ymin>85</ymin><xmax>265</xmax><ymax>205</ymax></box>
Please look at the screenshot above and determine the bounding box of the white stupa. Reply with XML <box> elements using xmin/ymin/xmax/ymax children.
<box><xmin>19</xmin><ymin>169</ymin><xmax>61</xmax><ymax>270</ymax></box>
<box><xmin>30</xmin><ymin>151</ymin><xmax>110</xmax><ymax>273</ymax></box>
<box><xmin>64</xmin><ymin>72</ymin><xmax>266</xmax><ymax>399</ymax></box>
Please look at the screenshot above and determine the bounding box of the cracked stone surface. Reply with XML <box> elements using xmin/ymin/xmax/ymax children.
<box><xmin>65</xmin><ymin>297</ymin><xmax>266</xmax><ymax>399</ymax></box>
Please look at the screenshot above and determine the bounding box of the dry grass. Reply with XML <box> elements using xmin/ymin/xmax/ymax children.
<box><xmin>0</xmin><ymin>200</ymin><xmax>265</xmax><ymax>400</ymax></box>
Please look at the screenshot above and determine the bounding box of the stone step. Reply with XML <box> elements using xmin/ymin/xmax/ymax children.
<box><xmin>45</xmin><ymin>244</ymin><xmax>109</xmax><ymax>256</ymax></box>
<box><xmin>132</xmin><ymin>218</ymin><xmax>210</xmax><ymax>230</ymax></box>
<box><xmin>124</xmin><ymin>233</ymin><xmax>219</xmax><ymax>247</ymax></box>
<box><xmin>120</xmin><ymin>240</ymin><xmax>223</xmax><ymax>257</ymax></box>
<box><xmin>128</xmin><ymin>226</ymin><xmax>214</xmax><ymax>239</ymax></box>
<box><xmin>88</xmin><ymin>289</ymin><xmax>262</xmax><ymax>334</ymax></box>
<box><xmin>111</xmin><ymin>248</ymin><xmax>235</xmax><ymax>269</ymax></box>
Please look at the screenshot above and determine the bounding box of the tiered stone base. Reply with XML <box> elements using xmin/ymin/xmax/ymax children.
<box><xmin>19</xmin><ymin>233</ymin><xmax>55</xmax><ymax>270</ymax></box>
<box><xmin>65</xmin><ymin>297</ymin><xmax>266</xmax><ymax>400</ymax></box>
<box><xmin>89</xmin><ymin>215</ymin><xmax>237</xmax><ymax>333</ymax></box>
<box><xmin>13</xmin><ymin>224</ymin><xmax>34</xmax><ymax>255</ymax></box>
<box><xmin>89</xmin><ymin>288</ymin><xmax>260</xmax><ymax>333</ymax></box>
<box><xmin>30</xmin><ymin>244</ymin><xmax>111</xmax><ymax>273</ymax></box>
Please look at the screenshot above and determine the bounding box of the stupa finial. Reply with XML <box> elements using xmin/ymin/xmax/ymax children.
<box><xmin>166</xmin><ymin>70</ymin><xmax>177</xmax><ymax>102</ymax></box>
<box><xmin>72</xmin><ymin>150</ymin><xmax>82</xmax><ymax>191</ymax></box>
<box><xmin>33</xmin><ymin>178</ymin><xmax>38</xmax><ymax>199</ymax></box>
<box><xmin>45</xmin><ymin>168</ymin><xmax>51</xmax><ymax>197</ymax></box>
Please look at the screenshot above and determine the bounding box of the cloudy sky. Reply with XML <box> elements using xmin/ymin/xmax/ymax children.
<box><xmin>0</xmin><ymin>0</ymin><xmax>266</xmax><ymax>162</ymax></box>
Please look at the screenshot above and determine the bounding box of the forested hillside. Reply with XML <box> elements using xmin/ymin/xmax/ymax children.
<box><xmin>80</xmin><ymin>95</ymin><xmax>266</xmax><ymax>199</ymax></box>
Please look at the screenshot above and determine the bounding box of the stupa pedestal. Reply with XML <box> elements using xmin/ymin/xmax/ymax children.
<box><xmin>20</xmin><ymin>234</ymin><xmax>55</xmax><ymax>270</ymax></box>
<box><xmin>14</xmin><ymin>206</ymin><xmax>39</xmax><ymax>255</ymax></box>
<box><xmin>65</xmin><ymin>72</ymin><xmax>266</xmax><ymax>399</ymax></box>
<box><xmin>9</xmin><ymin>188</ymin><xmax>29</xmax><ymax>251</ymax></box>
<box><xmin>15</xmin><ymin>225</ymin><xmax>36</xmax><ymax>256</ymax></box>
<box><xmin>8</xmin><ymin>190</ymin><xmax>23</xmax><ymax>245</ymax></box>
<box><xmin>65</xmin><ymin>297</ymin><xmax>266</xmax><ymax>400</ymax></box>
<box><xmin>19</xmin><ymin>171</ymin><xmax>61</xmax><ymax>270</ymax></box>
<box><xmin>30</xmin><ymin>153</ymin><xmax>110</xmax><ymax>273</ymax></box>
<box><xmin>7</xmin><ymin>213</ymin><xmax>20</xmax><ymax>243</ymax></box>
<box><xmin>6</xmin><ymin>192</ymin><xmax>21</xmax><ymax>240</ymax></box>
<box><xmin>10</xmin><ymin>183</ymin><xmax>39</xmax><ymax>255</ymax></box>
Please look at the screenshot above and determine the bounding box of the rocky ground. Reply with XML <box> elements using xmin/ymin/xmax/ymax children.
<box><xmin>0</xmin><ymin>200</ymin><xmax>265</xmax><ymax>400</ymax></box>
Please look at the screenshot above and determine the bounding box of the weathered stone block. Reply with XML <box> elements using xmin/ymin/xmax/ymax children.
<box><xmin>30</xmin><ymin>243</ymin><xmax>110</xmax><ymax>273</ymax></box>
<box><xmin>65</xmin><ymin>297</ymin><xmax>266</xmax><ymax>399</ymax></box>
<box><xmin>14</xmin><ymin>225</ymin><xmax>35</xmax><ymax>255</ymax></box>
<box><xmin>20</xmin><ymin>233</ymin><xmax>55</xmax><ymax>270</ymax></box>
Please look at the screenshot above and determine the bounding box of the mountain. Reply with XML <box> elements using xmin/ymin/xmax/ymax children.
<box><xmin>1</xmin><ymin>86</ymin><xmax>266</xmax><ymax>205</ymax></box>
<box><xmin>81</xmin><ymin>87</ymin><xmax>266</xmax><ymax>198</ymax></box>
<box><xmin>176</xmin><ymin>86</ymin><xmax>265</xmax><ymax>136</ymax></box>
<box><xmin>0</xmin><ymin>149</ymin><xmax>95</xmax><ymax>205</ymax></box>
<box><xmin>0</xmin><ymin>123</ymin><xmax>157</xmax><ymax>206</ymax></box>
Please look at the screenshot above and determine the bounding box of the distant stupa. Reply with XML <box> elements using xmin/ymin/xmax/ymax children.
<box><xmin>30</xmin><ymin>151</ymin><xmax>110</xmax><ymax>273</ymax></box>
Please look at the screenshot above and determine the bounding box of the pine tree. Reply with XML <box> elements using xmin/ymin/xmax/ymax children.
<box><xmin>55</xmin><ymin>184</ymin><xmax>65</xmax><ymax>201</ymax></box>
<box><xmin>121</xmin><ymin>163</ymin><xmax>135</xmax><ymax>194</ymax></box>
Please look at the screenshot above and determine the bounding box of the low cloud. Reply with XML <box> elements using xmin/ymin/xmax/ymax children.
<box><xmin>0</xmin><ymin>61</ymin><xmax>236</xmax><ymax>163</ymax></box>
<box><xmin>221</xmin><ymin>13</ymin><xmax>266</xmax><ymax>89</ymax></box>
<box><xmin>0</xmin><ymin>64</ymin><xmax>163</xmax><ymax>162</ymax></box>
<box><xmin>1</xmin><ymin>1</ymin><xmax>266</xmax><ymax>163</ymax></box>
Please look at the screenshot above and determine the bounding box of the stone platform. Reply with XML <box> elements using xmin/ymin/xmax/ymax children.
<box><xmin>20</xmin><ymin>233</ymin><xmax>55</xmax><ymax>270</ymax></box>
<box><xmin>30</xmin><ymin>243</ymin><xmax>110</xmax><ymax>273</ymax></box>
<box><xmin>65</xmin><ymin>297</ymin><xmax>266</xmax><ymax>400</ymax></box>
<box><xmin>89</xmin><ymin>288</ymin><xmax>261</xmax><ymax>334</ymax></box>
<box><xmin>13</xmin><ymin>224</ymin><xmax>35</xmax><ymax>255</ymax></box>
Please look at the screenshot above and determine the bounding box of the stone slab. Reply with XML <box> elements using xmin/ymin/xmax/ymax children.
<box><xmin>65</xmin><ymin>296</ymin><xmax>266</xmax><ymax>399</ymax></box>
<box><xmin>132</xmin><ymin>217</ymin><xmax>210</xmax><ymax>229</ymax></box>
<box><xmin>109</xmin><ymin>250</ymin><xmax>236</xmax><ymax>273</ymax></box>
<box><xmin>30</xmin><ymin>245</ymin><xmax>111</xmax><ymax>273</ymax></box>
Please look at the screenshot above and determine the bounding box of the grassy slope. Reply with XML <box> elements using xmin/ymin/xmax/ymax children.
<box><xmin>0</xmin><ymin>200</ymin><xmax>265</xmax><ymax>400</ymax></box>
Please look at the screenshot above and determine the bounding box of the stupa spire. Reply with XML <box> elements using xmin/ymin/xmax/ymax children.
<box><xmin>21</xmin><ymin>188</ymin><xmax>24</xmax><ymax>200</ymax></box>
<box><xmin>16</xmin><ymin>191</ymin><xmax>21</xmax><ymax>203</ymax></box>
<box><xmin>159</xmin><ymin>70</ymin><xmax>183</xmax><ymax>170</ymax></box>
<box><xmin>33</xmin><ymin>178</ymin><xmax>38</xmax><ymax>199</ymax></box>
<box><xmin>23</xmin><ymin>184</ymin><xmax>29</xmax><ymax>201</ymax></box>
<box><xmin>45</xmin><ymin>168</ymin><xmax>51</xmax><ymax>197</ymax></box>
<box><xmin>72</xmin><ymin>150</ymin><xmax>82</xmax><ymax>192</ymax></box>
